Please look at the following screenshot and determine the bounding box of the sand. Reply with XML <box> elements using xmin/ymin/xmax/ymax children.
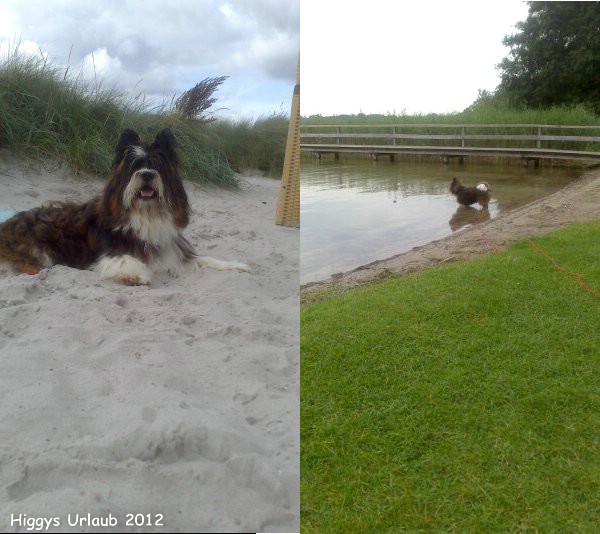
<box><xmin>0</xmin><ymin>155</ymin><xmax>299</xmax><ymax>533</ymax></box>
<box><xmin>302</xmin><ymin>166</ymin><xmax>600</xmax><ymax>301</ymax></box>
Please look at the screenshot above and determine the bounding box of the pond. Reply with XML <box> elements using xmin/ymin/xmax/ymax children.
<box><xmin>300</xmin><ymin>157</ymin><xmax>581</xmax><ymax>284</ymax></box>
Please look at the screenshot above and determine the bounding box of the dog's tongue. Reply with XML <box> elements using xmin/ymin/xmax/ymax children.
<box><xmin>141</xmin><ymin>188</ymin><xmax>155</xmax><ymax>198</ymax></box>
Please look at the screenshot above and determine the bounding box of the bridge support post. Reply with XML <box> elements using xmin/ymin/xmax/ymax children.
<box><xmin>522</xmin><ymin>157</ymin><xmax>540</xmax><ymax>168</ymax></box>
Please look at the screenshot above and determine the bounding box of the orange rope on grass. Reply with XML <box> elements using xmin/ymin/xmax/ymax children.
<box><xmin>527</xmin><ymin>239</ymin><xmax>600</xmax><ymax>299</ymax></box>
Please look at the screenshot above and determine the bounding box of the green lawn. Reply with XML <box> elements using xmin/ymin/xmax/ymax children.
<box><xmin>301</xmin><ymin>221</ymin><xmax>600</xmax><ymax>532</ymax></box>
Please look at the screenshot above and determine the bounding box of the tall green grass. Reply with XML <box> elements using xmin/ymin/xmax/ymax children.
<box><xmin>209</xmin><ymin>114</ymin><xmax>288</xmax><ymax>176</ymax></box>
<box><xmin>0</xmin><ymin>49</ymin><xmax>288</xmax><ymax>186</ymax></box>
<box><xmin>302</xmin><ymin>95</ymin><xmax>600</xmax><ymax>126</ymax></box>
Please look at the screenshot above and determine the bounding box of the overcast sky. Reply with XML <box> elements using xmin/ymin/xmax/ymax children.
<box><xmin>301</xmin><ymin>0</ymin><xmax>530</xmax><ymax>116</ymax></box>
<box><xmin>0</xmin><ymin>0</ymin><xmax>299</xmax><ymax>120</ymax></box>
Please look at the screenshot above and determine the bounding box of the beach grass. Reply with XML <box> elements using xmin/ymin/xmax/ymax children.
<box><xmin>209</xmin><ymin>113</ymin><xmax>288</xmax><ymax>176</ymax></box>
<box><xmin>0</xmin><ymin>49</ymin><xmax>288</xmax><ymax>186</ymax></box>
<box><xmin>301</xmin><ymin>221</ymin><xmax>600</xmax><ymax>532</ymax></box>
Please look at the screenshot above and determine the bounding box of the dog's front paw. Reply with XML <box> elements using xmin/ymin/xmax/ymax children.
<box><xmin>119</xmin><ymin>273</ymin><xmax>151</xmax><ymax>286</ymax></box>
<box><xmin>94</xmin><ymin>254</ymin><xmax>152</xmax><ymax>286</ymax></box>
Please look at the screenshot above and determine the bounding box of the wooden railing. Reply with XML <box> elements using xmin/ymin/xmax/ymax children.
<box><xmin>300</xmin><ymin>124</ymin><xmax>600</xmax><ymax>163</ymax></box>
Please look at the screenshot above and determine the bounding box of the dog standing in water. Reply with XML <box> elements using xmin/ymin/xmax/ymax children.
<box><xmin>450</xmin><ymin>177</ymin><xmax>491</xmax><ymax>209</ymax></box>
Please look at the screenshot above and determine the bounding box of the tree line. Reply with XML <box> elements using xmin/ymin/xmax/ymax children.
<box><xmin>497</xmin><ymin>1</ymin><xmax>600</xmax><ymax>114</ymax></box>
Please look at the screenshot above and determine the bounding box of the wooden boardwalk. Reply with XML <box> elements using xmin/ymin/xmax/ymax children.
<box><xmin>300</xmin><ymin>124</ymin><xmax>600</xmax><ymax>165</ymax></box>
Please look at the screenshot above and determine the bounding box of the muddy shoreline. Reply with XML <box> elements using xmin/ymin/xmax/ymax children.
<box><xmin>302</xmin><ymin>166</ymin><xmax>600</xmax><ymax>301</ymax></box>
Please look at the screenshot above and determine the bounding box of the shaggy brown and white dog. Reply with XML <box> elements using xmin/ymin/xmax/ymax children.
<box><xmin>0</xmin><ymin>128</ymin><xmax>248</xmax><ymax>285</ymax></box>
<box><xmin>449</xmin><ymin>177</ymin><xmax>491</xmax><ymax>209</ymax></box>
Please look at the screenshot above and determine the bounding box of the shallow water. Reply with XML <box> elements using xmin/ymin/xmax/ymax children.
<box><xmin>301</xmin><ymin>157</ymin><xmax>581</xmax><ymax>283</ymax></box>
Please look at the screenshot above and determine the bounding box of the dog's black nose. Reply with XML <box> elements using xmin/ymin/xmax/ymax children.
<box><xmin>140</xmin><ymin>170</ymin><xmax>154</xmax><ymax>181</ymax></box>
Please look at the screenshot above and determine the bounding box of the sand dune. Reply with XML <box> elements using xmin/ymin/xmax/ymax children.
<box><xmin>0</xmin><ymin>156</ymin><xmax>299</xmax><ymax>532</ymax></box>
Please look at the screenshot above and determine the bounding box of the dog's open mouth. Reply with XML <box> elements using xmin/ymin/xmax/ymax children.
<box><xmin>138</xmin><ymin>186</ymin><xmax>157</xmax><ymax>200</ymax></box>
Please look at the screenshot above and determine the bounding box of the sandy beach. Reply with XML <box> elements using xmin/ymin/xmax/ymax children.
<box><xmin>0</xmin><ymin>155</ymin><xmax>299</xmax><ymax>532</ymax></box>
<box><xmin>302</xmin><ymin>166</ymin><xmax>600</xmax><ymax>301</ymax></box>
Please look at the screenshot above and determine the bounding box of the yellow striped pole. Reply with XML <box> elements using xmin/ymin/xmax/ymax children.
<box><xmin>275</xmin><ymin>57</ymin><xmax>300</xmax><ymax>227</ymax></box>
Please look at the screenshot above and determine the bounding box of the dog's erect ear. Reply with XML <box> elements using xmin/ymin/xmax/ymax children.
<box><xmin>113</xmin><ymin>129</ymin><xmax>141</xmax><ymax>167</ymax></box>
<box><xmin>450</xmin><ymin>177</ymin><xmax>459</xmax><ymax>193</ymax></box>
<box><xmin>152</xmin><ymin>128</ymin><xmax>177</xmax><ymax>161</ymax></box>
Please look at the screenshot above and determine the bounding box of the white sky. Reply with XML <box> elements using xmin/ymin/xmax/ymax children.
<box><xmin>301</xmin><ymin>0</ymin><xmax>530</xmax><ymax>116</ymax></box>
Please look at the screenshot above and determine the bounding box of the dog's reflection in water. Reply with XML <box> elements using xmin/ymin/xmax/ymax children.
<box><xmin>449</xmin><ymin>205</ymin><xmax>490</xmax><ymax>231</ymax></box>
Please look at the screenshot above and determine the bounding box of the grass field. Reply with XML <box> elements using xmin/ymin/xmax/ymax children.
<box><xmin>0</xmin><ymin>50</ymin><xmax>288</xmax><ymax>186</ymax></box>
<box><xmin>301</xmin><ymin>221</ymin><xmax>600</xmax><ymax>532</ymax></box>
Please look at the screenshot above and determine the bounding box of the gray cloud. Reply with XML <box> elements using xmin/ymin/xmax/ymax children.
<box><xmin>1</xmin><ymin>0</ymin><xmax>299</xmax><ymax>112</ymax></box>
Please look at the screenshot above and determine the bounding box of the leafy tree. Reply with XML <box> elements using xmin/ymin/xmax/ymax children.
<box><xmin>174</xmin><ymin>76</ymin><xmax>228</xmax><ymax>121</ymax></box>
<box><xmin>498</xmin><ymin>1</ymin><xmax>600</xmax><ymax>112</ymax></box>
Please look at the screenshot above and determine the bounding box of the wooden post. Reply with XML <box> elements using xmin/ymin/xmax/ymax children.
<box><xmin>461</xmin><ymin>126</ymin><xmax>465</xmax><ymax>148</ymax></box>
<box><xmin>275</xmin><ymin>57</ymin><xmax>300</xmax><ymax>227</ymax></box>
<box><xmin>537</xmin><ymin>126</ymin><xmax>541</xmax><ymax>149</ymax></box>
<box><xmin>336</xmin><ymin>126</ymin><xmax>340</xmax><ymax>145</ymax></box>
<box><xmin>392</xmin><ymin>126</ymin><xmax>396</xmax><ymax>146</ymax></box>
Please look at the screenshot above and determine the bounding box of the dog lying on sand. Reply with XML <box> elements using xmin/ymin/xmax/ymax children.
<box><xmin>0</xmin><ymin>128</ymin><xmax>249</xmax><ymax>285</ymax></box>
<box><xmin>450</xmin><ymin>177</ymin><xmax>491</xmax><ymax>209</ymax></box>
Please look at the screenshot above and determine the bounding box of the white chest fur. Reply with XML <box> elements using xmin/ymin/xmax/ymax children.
<box><xmin>122</xmin><ymin>211</ymin><xmax>191</xmax><ymax>276</ymax></box>
<box><xmin>124</xmin><ymin>210</ymin><xmax>179</xmax><ymax>247</ymax></box>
